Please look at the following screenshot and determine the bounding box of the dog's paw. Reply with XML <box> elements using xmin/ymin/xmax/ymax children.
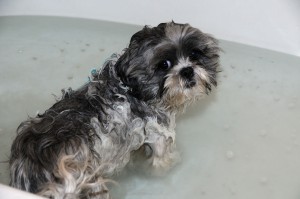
<box><xmin>149</xmin><ymin>149</ymin><xmax>180</xmax><ymax>176</ymax></box>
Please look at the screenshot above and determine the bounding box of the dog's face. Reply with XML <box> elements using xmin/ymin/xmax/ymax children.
<box><xmin>115</xmin><ymin>22</ymin><xmax>220</xmax><ymax>110</ymax></box>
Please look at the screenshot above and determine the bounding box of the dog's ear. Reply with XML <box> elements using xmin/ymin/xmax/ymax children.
<box><xmin>114</xmin><ymin>48</ymin><xmax>151</xmax><ymax>100</ymax></box>
<box><xmin>129</xmin><ymin>25</ymin><xmax>151</xmax><ymax>45</ymax></box>
<box><xmin>157</xmin><ymin>22</ymin><xmax>168</xmax><ymax>29</ymax></box>
<box><xmin>114</xmin><ymin>37</ymin><xmax>146</xmax><ymax>100</ymax></box>
<box><xmin>114</xmin><ymin>22</ymin><xmax>197</xmax><ymax>102</ymax></box>
<box><xmin>129</xmin><ymin>25</ymin><xmax>166</xmax><ymax>46</ymax></box>
<box><xmin>114</xmin><ymin>24</ymin><xmax>167</xmax><ymax>101</ymax></box>
<box><xmin>115</xmin><ymin>26</ymin><xmax>151</xmax><ymax>78</ymax></box>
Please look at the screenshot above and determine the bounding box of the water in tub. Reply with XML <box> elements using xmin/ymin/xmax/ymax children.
<box><xmin>0</xmin><ymin>16</ymin><xmax>300</xmax><ymax>199</ymax></box>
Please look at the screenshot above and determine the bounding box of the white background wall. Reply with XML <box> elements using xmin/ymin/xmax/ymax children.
<box><xmin>0</xmin><ymin>0</ymin><xmax>299</xmax><ymax>56</ymax></box>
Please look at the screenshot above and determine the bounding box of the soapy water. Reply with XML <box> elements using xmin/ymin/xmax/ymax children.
<box><xmin>0</xmin><ymin>16</ymin><xmax>300</xmax><ymax>199</ymax></box>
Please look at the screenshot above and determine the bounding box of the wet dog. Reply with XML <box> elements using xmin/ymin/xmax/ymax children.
<box><xmin>9</xmin><ymin>22</ymin><xmax>220</xmax><ymax>199</ymax></box>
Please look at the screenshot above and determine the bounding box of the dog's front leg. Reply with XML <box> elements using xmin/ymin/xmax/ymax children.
<box><xmin>143</xmin><ymin>118</ymin><xmax>180</xmax><ymax>175</ymax></box>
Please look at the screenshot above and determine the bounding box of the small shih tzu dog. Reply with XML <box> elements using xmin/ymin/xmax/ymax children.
<box><xmin>9</xmin><ymin>22</ymin><xmax>220</xmax><ymax>199</ymax></box>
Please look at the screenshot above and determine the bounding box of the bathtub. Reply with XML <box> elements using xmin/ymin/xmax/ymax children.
<box><xmin>0</xmin><ymin>1</ymin><xmax>300</xmax><ymax>199</ymax></box>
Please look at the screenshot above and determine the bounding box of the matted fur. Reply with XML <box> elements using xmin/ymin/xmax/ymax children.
<box><xmin>9</xmin><ymin>22</ymin><xmax>220</xmax><ymax>199</ymax></box>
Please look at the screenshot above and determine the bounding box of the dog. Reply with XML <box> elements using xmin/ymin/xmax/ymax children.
<box><xmin>9</xmin><ymin>21</ymin><xmax>220</xmax><ymax>199</ymax></box>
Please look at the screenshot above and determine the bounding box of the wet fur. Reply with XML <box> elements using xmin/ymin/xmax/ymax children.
<box><xmin>9</xmin><ymin>22</ymin><xmax>220</xmax><ymax>198</ymax></box>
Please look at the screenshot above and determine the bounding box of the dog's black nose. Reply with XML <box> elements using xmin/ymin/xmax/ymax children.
<box><xmin>180</xmin><ymin>67</ymin><xmax>194</xmax><ymax>79</ymax></box>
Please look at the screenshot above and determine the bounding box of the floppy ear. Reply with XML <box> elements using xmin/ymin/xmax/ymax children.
<box><xmin>115</xmin><ymin>48</ymin><xmax>154</xmax><ymax>101</ymax></box>
<box><xmin>115</xmin><ymin>26</ymin><xmax>149</xmax><ymax>81</ymax></box>
<box><xmin>115</xmin><ymin>27</ymin><xmax>154</xmax><ymax>100</ymax></box>
<box><xmin>114</xmin><ymin>36</ymin><xmax>140</xmax><ymax>97</ymax></box>
<box><xmin>129</xmin><ymin>25</ymin><xmax>150</xmax><ymax>44</ymax></box>
<box><xmin>115</xmin><ymin>24</ymin><xmax>167</xmax><ymax>75</ymax></box>
<box><xmin>114</xmin><ymin>25</ymin><xmax>167</xmax><ymax>101</ymax></box>
<box><xmin>157</xmin><ymin>22</ymin><xmax>168</xmax><ymax>29</ymax></box>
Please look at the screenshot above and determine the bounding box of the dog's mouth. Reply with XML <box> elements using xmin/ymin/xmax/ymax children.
<box><xmin>162</xmin><ymin>65</ymin><xmax>214</xmax><ymax>110</ymax></box>
<box><xmin>185</xmin><ymin>80</ymin><xmax>196</xmax><ymax>88</ymax></box>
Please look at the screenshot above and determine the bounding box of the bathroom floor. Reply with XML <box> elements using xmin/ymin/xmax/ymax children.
<box><xmin>0</xmin><ymin>16</ymin><xmax>300</xmax><ymax>199</ymax></box>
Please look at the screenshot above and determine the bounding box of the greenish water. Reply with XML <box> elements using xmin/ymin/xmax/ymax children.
<box><xmin>0</xmin><ymin>16</ymin><xmax>300</xmax><ymax>199</ymax></box>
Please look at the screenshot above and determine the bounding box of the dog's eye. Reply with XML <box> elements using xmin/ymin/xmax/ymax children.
<box><xmin>189</xmin><ymin>49</ymin><xmax>202</xmax><ymax>60</ymax></box>
<box><xmin>157</xmin><ymin>60</ymin><xmax>172</xmax><ymax>70</ymax></box>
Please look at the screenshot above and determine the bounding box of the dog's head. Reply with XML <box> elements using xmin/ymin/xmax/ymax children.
<box><xmin>115</xmin><ymin>22</ymin><xmax>220</xmax><ymax>111</ymax></box>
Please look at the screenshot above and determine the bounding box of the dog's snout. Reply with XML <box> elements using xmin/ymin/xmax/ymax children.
<box><xmin>180</xmin><ymin>67</ymin><xmax>194</xmax><ymax>79</ymax></box>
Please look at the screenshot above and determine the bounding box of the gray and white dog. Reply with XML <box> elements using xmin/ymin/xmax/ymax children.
<box><xmin>9</xmin><ymin>22</ymin><xmax>220</xmax><ymax>199</ymax></box>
